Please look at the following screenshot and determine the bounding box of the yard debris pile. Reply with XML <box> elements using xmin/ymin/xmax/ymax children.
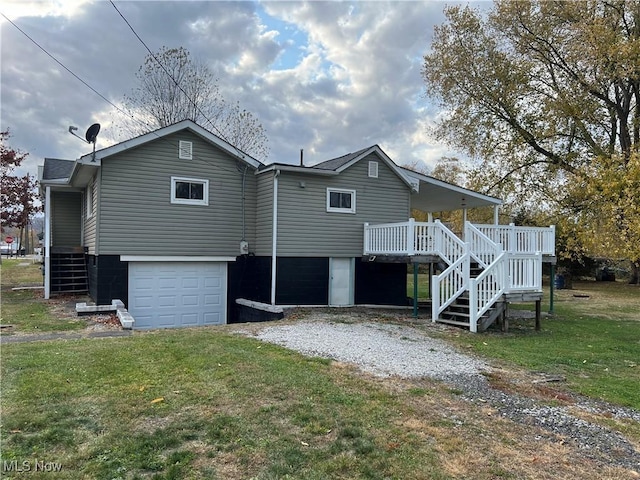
<box><xmin>85</xmin><ymin>313</ymin><xmax>121</xmax><ymax>331</ymax></box>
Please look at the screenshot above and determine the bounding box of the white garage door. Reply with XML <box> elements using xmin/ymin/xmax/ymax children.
<box><xmin>128</xmin><ymin>262</ymin><xmax>227</xmax><ymax>329</ymax></box>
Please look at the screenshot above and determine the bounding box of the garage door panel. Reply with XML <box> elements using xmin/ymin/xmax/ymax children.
<box><xmin>204</xmin><ymin>276</ymin><xmax>221</xmax><ymax>288</ymax></box>
<box><xmin>158</xmin><ymin>295</ymin><xmax>177</xmax><ymax>307</ymax></box>
<box><xmin>182</xmin><ymin>295</ymin><xmax>199</xmax><ymax>306</ymax></box>
<box><xmin>133</xmin><ymin>296</ymin><xmax>154</xmax><ymax>308</ymax></box>
<box><xmin>181</xmin><ymin>313</ymin><xmax>199</xmax><ymax>326</ymax></box>
<box><xmin>157</xmin><ymin>314</ymin><xmax>179</xmax><ymax>328</ymax></box>
<box><xmin>203</xmin><ymin>312</ymin><xmax>221</xmax><ymax>325</ymax></box>
<box><xmin>129</xmin><ymin>262</ymin><xmax>227</xmax><ymax>329</ymax></box>
<box><xmin>181</xmin><ymin>277</ymin><xmax>199</xmax><ymax>289</ymax></box>
<box><xmin>205</xmin><ymin>294</ymin><xmax>221</xmax><ymax>306</ymax></box>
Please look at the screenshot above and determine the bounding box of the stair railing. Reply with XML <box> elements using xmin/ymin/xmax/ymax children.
<box><xmin>432</xmin><ymin>246</ymin><xmax>470</xmax><ymax>322</ymax></box>
<box><xmin>464</xmin><ymin>222</ymin><xmax>501</xmax><ymax>268</ymax></box>
<box><xmin>468</xmin><ymin>252</ymin><xmax>508</xmax><ymax>332</ymax></box>
<box><xmin>431</xmin><ymin>220</ymin><xmax>466</xmax><ymax>266</ymax></box>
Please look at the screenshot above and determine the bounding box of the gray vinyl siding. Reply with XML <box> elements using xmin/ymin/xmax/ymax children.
<box><xmin>84</xmin><ymin>174</ymin><xmax>98</xmax><ymax>254</ymax></box>
<box><xmin>52</xmin><ymin>191</ymin><xmax>82</xmax><ymax>247</ymax></box>
<box><xmin>276</xmin><ymin>154</ymin><xmax>410</xmax><ymax>257</ymax></box>
<box><xmin>254</xmin><ymin>172</ymin><xmax>274</xmax><ymax>256</ymax></box>
<box><xmin>97</xmin><ymin>130</ymin><xmax>257</xmax><ymax>256</ymax></box>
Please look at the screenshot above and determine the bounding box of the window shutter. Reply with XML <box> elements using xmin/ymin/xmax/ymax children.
<box><xmin>368</xmin><ymin>161</ymin><xmax>378</xmax><ymax>178</ymax></box>
<box><xmin>179</xmin><ymin>140</ymin><xmax>193</xmax><ymax>159</ymax></box>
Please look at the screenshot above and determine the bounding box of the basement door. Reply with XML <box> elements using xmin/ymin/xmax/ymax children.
<box><xmin>329</xmin><ymin>258</ymin><xmax>354</xmax><ymax>306</ymax></box>
<box><xmin>128</xmin><ymin>262</ymin><xmax>227</xmax><ymax>329</ymax></box>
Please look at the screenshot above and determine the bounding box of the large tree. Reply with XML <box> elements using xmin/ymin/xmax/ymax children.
<box><xmin>423</xmin><ymin>0</ymin><xmax>640</xmax><ymax>282</ymax></box>
<box><xmin>121</xmin><ymin>46</ymin><xmax>269</xmax><ymax>160</ymax></box>
<box><xmin>1</xmin><ymin>130</ymin><xmax>39</xmax><ymax>254</ymax></box>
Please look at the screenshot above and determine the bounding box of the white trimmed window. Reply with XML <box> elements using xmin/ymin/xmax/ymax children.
<box><xmin>171</xmin><ymin>176</ymin><xmax>209</xmax><ymax>206</ymax></box>
<box><xmin>368</xmin><ymin>161</ymin><xmax>379</xmax><ymax>178</ymax></box>
<box><xmin>327</xmin><ymin>188</ymin><xmax>356</xmax><ymax>214</ymax></box>
<box><xmin>85</xmin><ymin>183</ymin><xmax>94</xmax><ymax>218</ymax></box>
<box><xmin>179</xmin><ymin>140</ymin><xmax>193</xmax><ymax>160</ymax></box>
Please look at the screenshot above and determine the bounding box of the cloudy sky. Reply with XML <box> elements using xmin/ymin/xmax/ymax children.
<box><xmin>1</xmin><ymin>0</ymin><xmax>482</xmax><ymax>177</ymax></box>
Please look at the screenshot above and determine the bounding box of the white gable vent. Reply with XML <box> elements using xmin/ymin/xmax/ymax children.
<box><xmin>179</xmin><ymin>140</ymin><xmax>193</xmax><ymax>160</ymax></box>
<box><xmin>368</xmin><ymin>161</ymin><xmax>379</xmax><ymax>178</ymax></box>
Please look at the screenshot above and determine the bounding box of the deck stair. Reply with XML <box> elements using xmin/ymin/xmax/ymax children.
<box><xmin>363</xmin><ymin>219</ymin><xmax>552</xmax><ymax>332</ymax></box>
<box><xmin>439</xmin><ymin>293</ymin><xmax>507</xmax><ymax>332</ymax></box>
<box><xmin>50</xmin><ymin>247</ymin><xmax>88</xmax><ymax>295</ymax></box>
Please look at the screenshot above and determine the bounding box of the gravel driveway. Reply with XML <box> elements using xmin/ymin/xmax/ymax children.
<box><xmin>239</xmin><ymin>311</ymin><xmax>640</xmax><ymax>471</ymax></box>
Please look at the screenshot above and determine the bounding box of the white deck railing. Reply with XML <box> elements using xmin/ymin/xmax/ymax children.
<box><xmin>364</xmin><ymin>220</ymin><xmax>555</xmax><ymax>258</ymax></box>
<box><xmin>432</xmin><ymin>253</ymin><xmax>468</xmax><ymax>318</ymax></box>
<box><xmin>473</xmin><ymin>224</ymin><xmax>555</xmax><ymax>257</ymax></box>
<box><xmin>364</xmin><ymin>219</ymin><xmax>552</xmax><ymax>331</ymax></box>
<box><xmin>464</xmin><ymin>223</ymin><xmax>500</xmax><ymax>268</ymax></box>
<box><xmin>363</xmin><ymin>219</ymin><xmax>465</xmax><ymax>265</ymax></box>
<box><xmin>507</xmin><ymin>252</ymin><xmax>543</xmax><ymax>292</ymax></box>
<box><xmin>469</xmin><ymin>252</ymin><xmax>508</xmax><ymax>333</ymax></box>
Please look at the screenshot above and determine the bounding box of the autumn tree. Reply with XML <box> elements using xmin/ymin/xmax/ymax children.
<box><xmin>423</xmin><ymin>0</ymin><xmax>640</xmax><ymax>282</ymax></box>
<box><xmin>121</xmin><ymin>46</ymin><xmax>269</xmax><ymax>160</ymax></box>
<box><xmin>1</xmin><ymin>130</ymin><xmax>39</xmax><ymax>254</ymax></box>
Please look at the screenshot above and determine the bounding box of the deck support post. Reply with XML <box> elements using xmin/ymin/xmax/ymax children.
<box><xmin>413</xmin><ymin>263</ymin><xmax>418</xmax><ymax>318</ymax></box>
<box><xmin>535</xmin><ymin>299</ymin><xmax>541</xmax><ymax>331</ymax></box>
<box><xmin>44</xmin><ymin>186</ymin><xmax>51</xmax><ymax>300</ymax></box>
<box><xmin>549</xmin><ymin>264</ymin><xmax>555</xmax><ymax>314</ymax></box>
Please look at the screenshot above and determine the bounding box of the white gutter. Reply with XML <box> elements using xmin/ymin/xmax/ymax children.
<box><xmin>44</xmin><ymin>186</ymin><xmax>51</xmax><ymax>299</ymax></box>
<box><xmin>270</xmin><ymin>169</ymin><xmax>280</xmax><ymax>305</ymax></box>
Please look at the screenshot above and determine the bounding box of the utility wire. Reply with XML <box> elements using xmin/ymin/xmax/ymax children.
<box><xmin>108</xmin><ymin>0</ymin><xmax>229</xmax><ymax>141</ymax></box>
<box><xmin>1</xmin><ymin>10</ymin><xmax>259</xmax><ymax>175</ymax></box>
<box><xmin>1</xmin><ymin>12</ymin><xmax>126</xmax><ymax>117</ymax></box>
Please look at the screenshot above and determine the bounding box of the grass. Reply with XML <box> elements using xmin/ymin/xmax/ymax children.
<box><xmin>1</xmin><ymin>331</ymin><xmax>447</xmax><ymax>479</ymax></box>
<box><xmin>1</xmin><ymin>259</ymin><xmax>86</xmax><ymax>333</ymax></box>
<box><xmin>0</xmin><ymin>257</ymin><xmax>44</xmax><ymax>288</ymax></box>
<box><xmin>0</xmin><ymin>263</ymin><xmax>638</xmax><ymax>478</ymax></box>
<box><xmin>436</xmin><ymin>280</ymin><xmax>640</xmax><ymax>410</ymax></box>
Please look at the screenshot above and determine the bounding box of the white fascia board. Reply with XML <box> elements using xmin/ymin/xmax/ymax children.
<box><xmin>38</xmin><ymin>178</ymin><xmax>70</xmax><ymax>186</ymax></box>
<box><xmin>402</xmin><ymin>168</ymin><xmax>503</xmax><ymax>206</ymax></box>
<box><xmin>79</xmin><ymin>120</ymin><xmax>262</xmax><ymax>169</ymax></box>
<box><xmin>120</xmin><ymin>255</ymin><xmax>237</xmax><ymax>262</ymax></box>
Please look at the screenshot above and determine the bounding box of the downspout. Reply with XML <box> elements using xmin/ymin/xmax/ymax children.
<box><xmin>44</xmin><ymin>186</ymin><xmax>51</xmax><ymax>299</ymax></box>
<box><xmin>241</xmin><ymin>165</ymin><xmax>248</xmax><ymax>242</ymax></box>
<box><xmin>270</xmin><ymin>169</ymin><xmax>280</xmax><ymax>305</ymax></box>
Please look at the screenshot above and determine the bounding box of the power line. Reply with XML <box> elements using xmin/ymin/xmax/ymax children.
<box><xmin>1</xmin><ymin>13</ymin><xmax>124</xmax><ymax>116</ymax></box>
<box><xmin>108</xmin><ymin>0</ymin><xmax>229</xmax><ymax>141</ymax></box>
<box><xmin>1</xmin><ymin>10</ymin><xmax>258</xmax><ymax>175</ymax></box>
<box><xmin>0</xmin><ymin>11</ymin><xmax>164</xmax><ymax>138</ymax></box>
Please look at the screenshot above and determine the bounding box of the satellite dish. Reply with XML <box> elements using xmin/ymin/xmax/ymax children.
<box><xmin>85</xmin><ymin>123</ymin><xmax>100</xmax><ymax>144</ymax></box>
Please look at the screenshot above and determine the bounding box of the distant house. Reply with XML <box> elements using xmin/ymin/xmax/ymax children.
<box><xmin>39</xmin><ymin>120</ymin><xmax>555</xmax><ymax>331</ymax></box>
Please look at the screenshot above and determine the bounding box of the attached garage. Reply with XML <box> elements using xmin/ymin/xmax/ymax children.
<box><xmin>128</xmin><ymin>261</ymin><xmax>227</xmax><ymax>329</ymax></box>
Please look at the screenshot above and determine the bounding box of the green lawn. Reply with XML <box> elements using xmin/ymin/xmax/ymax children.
<box><xmin>0</xmin><ymin>259</ymin><xmax>86</xmax><ymax>333</ymax></box>
<box><xmin>436</xmin><ymin>279</ymin><xmax>640</xmax><ymax>409</ymax></box>
<box><xmin>0</xmin><ymin>262</ymin><xmax>638</xmax><ymax>478</ymax></box>
<box><xmin>1</xmin><ymin>330</ymin><xmax>445</xmax><ymax>479</ymax></box>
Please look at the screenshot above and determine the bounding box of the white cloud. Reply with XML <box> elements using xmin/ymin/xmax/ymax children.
<box><xmin>0</xmin><ymin>0</ymin><xmax>92</xmax><ymax>22</ymax></box>
<box><xmin>1</xmin><ymin>0</ymin><xmax>464</xmax><ymax>177</ymax></box>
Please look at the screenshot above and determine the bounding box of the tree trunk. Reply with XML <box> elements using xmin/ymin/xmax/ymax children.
<box><xmin>630</xmin><ymin>261</ymin><xmax>640</xmax><ymax>285</ymax></box>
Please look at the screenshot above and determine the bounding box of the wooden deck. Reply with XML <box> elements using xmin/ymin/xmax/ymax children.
<box><xmin>363</xmin><ymin>220</ymin><xmax>555</xmax><ymax>332</ymax></box>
